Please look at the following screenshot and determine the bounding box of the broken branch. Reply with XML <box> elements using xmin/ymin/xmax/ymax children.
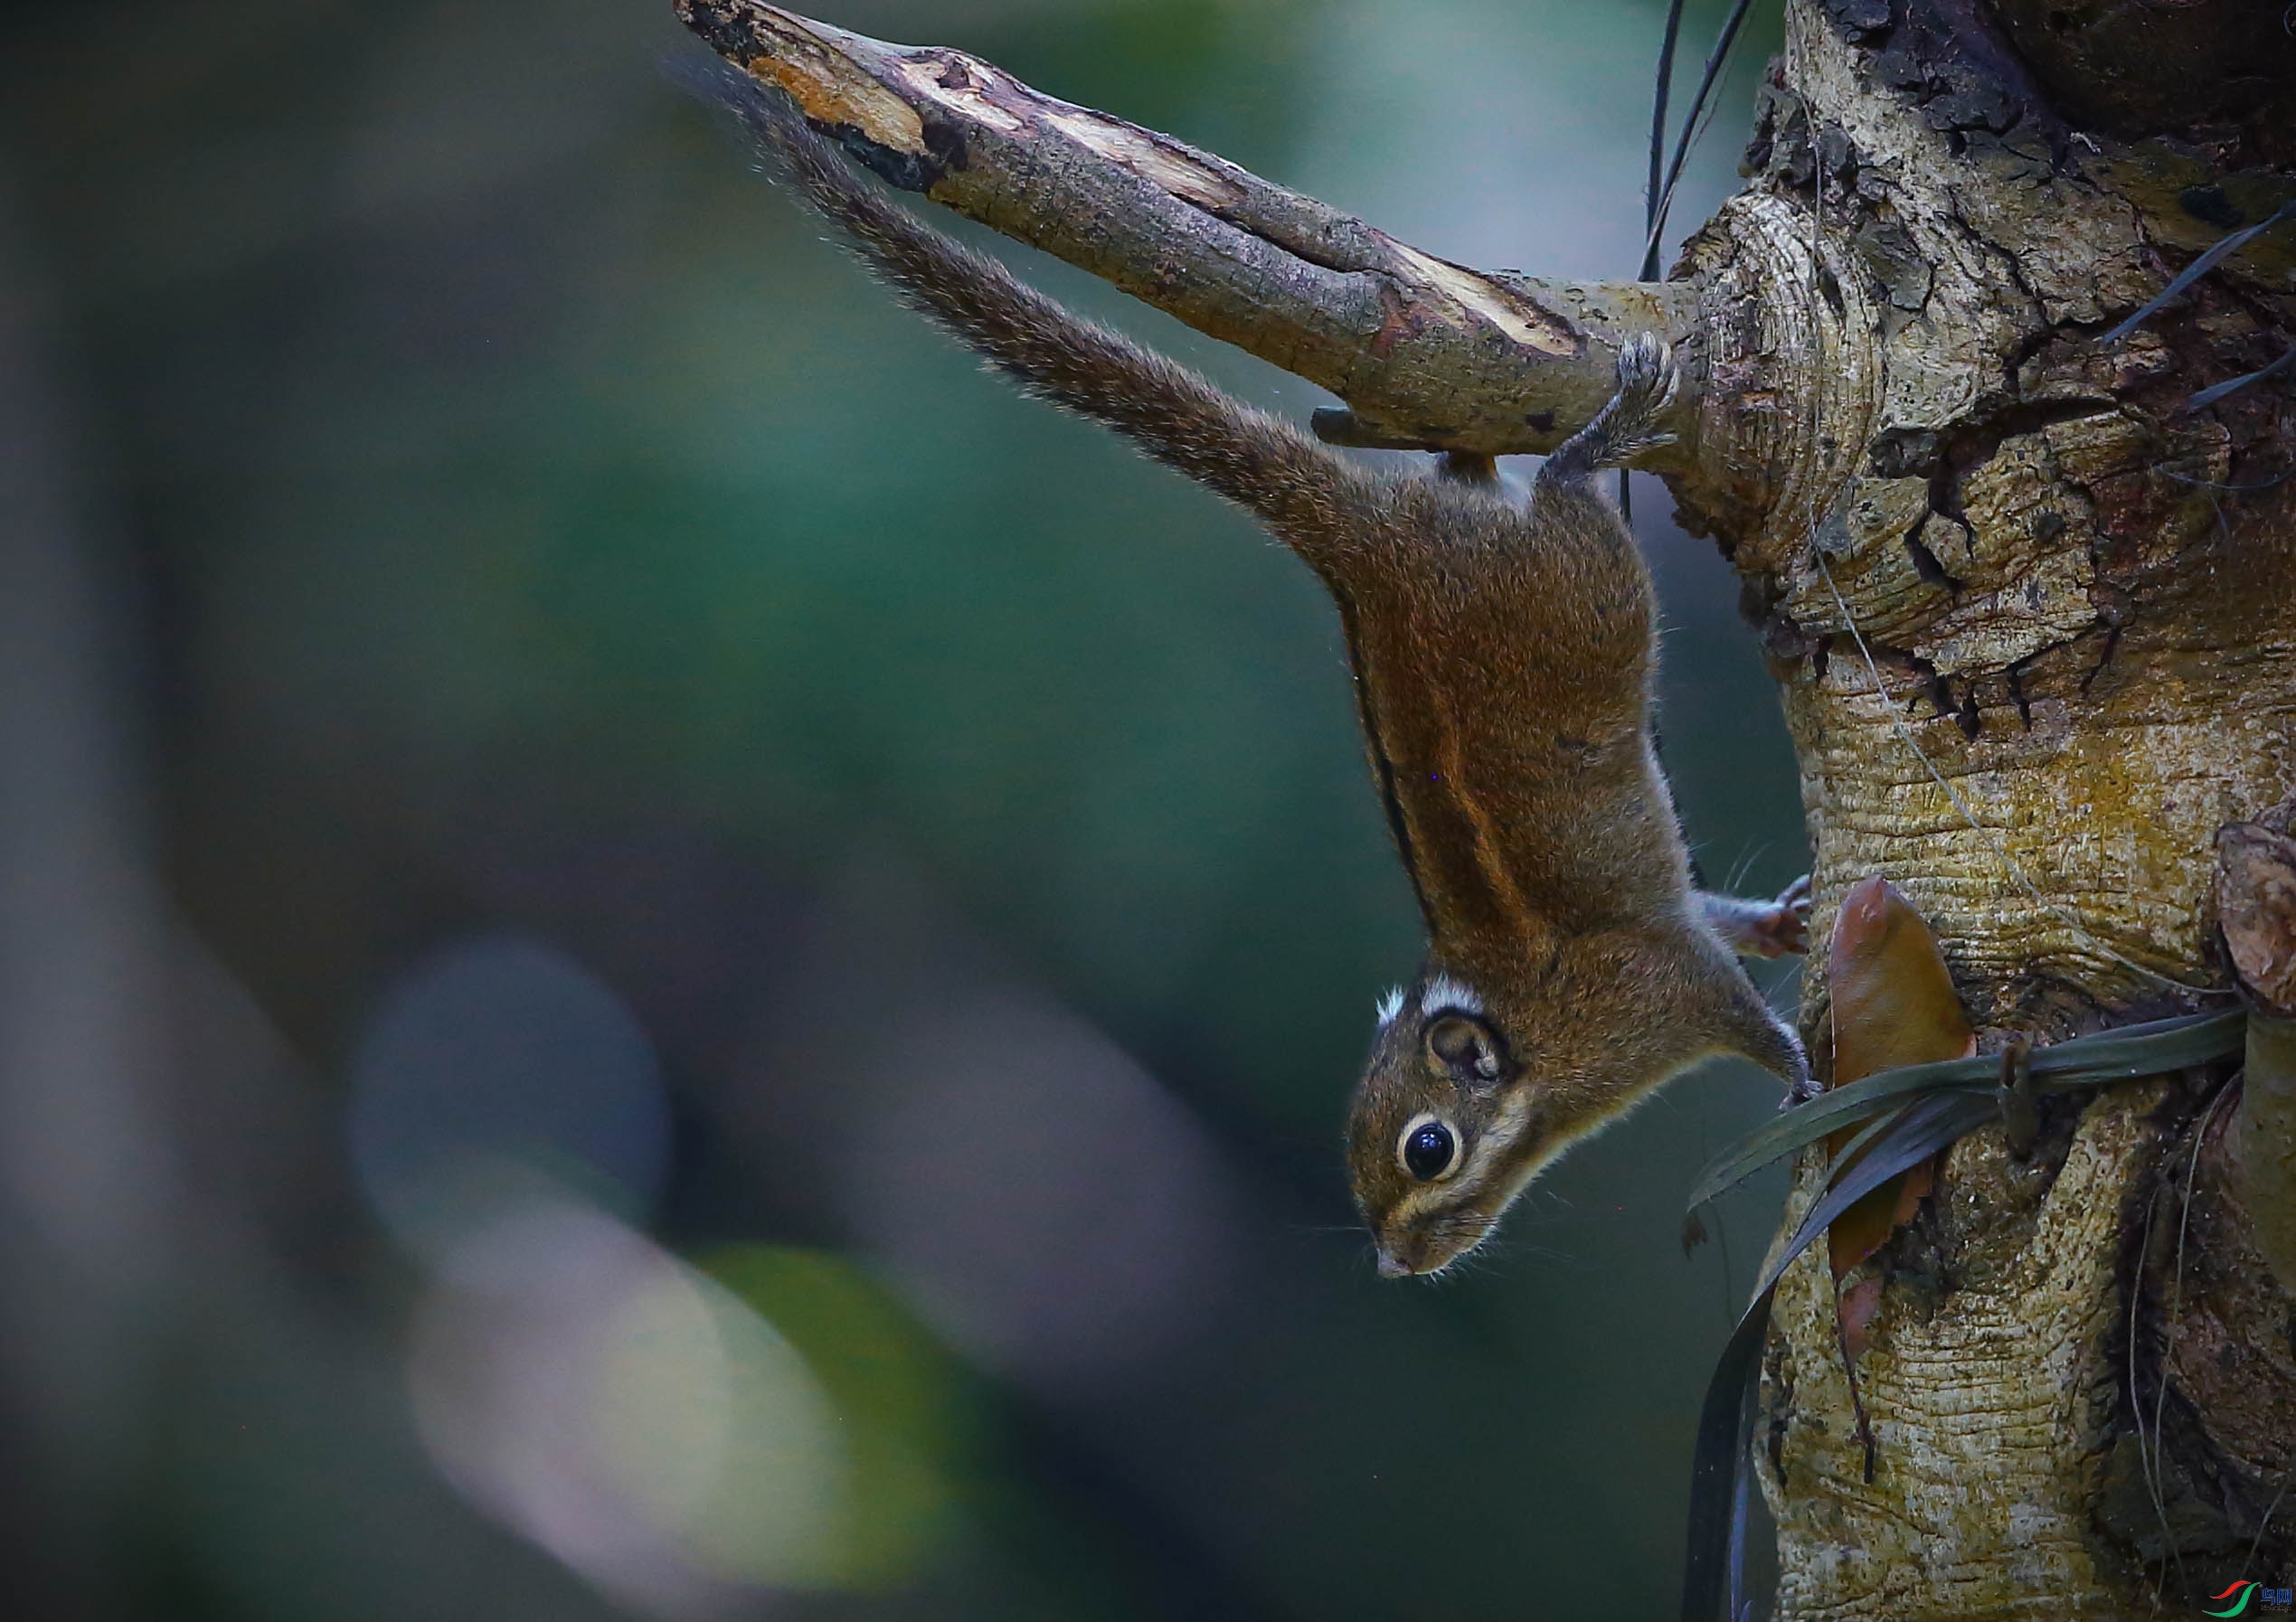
<box><xmin>675</xmin><ymin>0</ymin><xmax>1694</xmax><ymax>457</ymax></box>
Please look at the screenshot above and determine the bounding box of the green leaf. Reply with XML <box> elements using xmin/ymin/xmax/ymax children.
<box><xmin>1687</xmin><ymin>1010</ymin><xmax>2246</xmax><ymax>1212</ymax></box>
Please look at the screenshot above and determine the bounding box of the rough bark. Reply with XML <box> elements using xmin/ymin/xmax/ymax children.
<box><xmin>1704</xmin><ymin>5</ymin><xmax>2295</xmax><ymax>1613</ymax></box>
<box><xmin>680</xmin><ymin>1</ymin><xmax>2296</xmax><ymax>1615</ymax></box>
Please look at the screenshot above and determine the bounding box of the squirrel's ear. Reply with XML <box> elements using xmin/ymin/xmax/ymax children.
<box><xmin>1425</xmin><ymin>1014</ymin><xmax>1508</xmax><ymax>1086</ymax></box>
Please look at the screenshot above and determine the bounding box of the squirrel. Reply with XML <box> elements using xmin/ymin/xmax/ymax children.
<box><xmin>694</xmin><ymin>66</ymin><xmax>1814</xmax><ymax>1278</ymax></box>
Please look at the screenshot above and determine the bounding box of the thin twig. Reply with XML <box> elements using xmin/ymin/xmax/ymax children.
<box><xmin>2153</xmin><ymin>464</ymin><xmax>2296</xmax><ymax>495</ymax></box>
<box><xmin>2151</xmin><ymin>1080</ymin><xmax>2235</xmax><ymax>1598</ymax></box>
<box><xmin>1643</xmin><ymin>0</ymin><xmax>1689</xmax><ymax>284</ymax></box>
<box><xmin>1640</xmin><ymin>0</ymin><xmax>1757</xmax><ymax>277</ymax></box>
<box><xmin>2132</xmin><ymin>1182</ymin><xmax>2169</xmax><ymax>1605</ymax></box>
<box><xmin>1834</xmin><ymin>1302</ymin><xmax>1878</xmax><ymax>1482</ymax></box>
<box><xmin>2244</xmin><ymin>1470</ymin><xmax>2294</xmax><ymax>1582</ymax></box>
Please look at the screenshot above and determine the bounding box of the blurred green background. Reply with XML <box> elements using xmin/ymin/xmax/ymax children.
<box><xmin>0</xmin><ymin>1</ymin><xmax>1802</xmax><ymax>1617</ymax></box>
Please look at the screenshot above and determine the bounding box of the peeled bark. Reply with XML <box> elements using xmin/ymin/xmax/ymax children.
<box><xmin>679</xmin><ymin>0</ymin><xmax>2296</xmax><ymax>1613</ymax></box>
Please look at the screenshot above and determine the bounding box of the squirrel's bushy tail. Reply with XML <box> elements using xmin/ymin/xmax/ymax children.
<box><xmin>689</xmin><ymin>60</ymin><xmax>1364</xmax><ymax>541</ymax></box>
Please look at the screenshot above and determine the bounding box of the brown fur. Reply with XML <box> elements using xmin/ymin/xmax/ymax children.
<box><xmin>703</xmin><ymin>69</ymin><xmax>1809</xmax><ymax>1277</ymax></box>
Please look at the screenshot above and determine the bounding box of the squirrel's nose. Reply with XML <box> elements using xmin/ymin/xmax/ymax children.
<box><xmin>1375</xmin><ymin>1249</ymin><xmax>1413</xmax><ymax>1279</ymax></box>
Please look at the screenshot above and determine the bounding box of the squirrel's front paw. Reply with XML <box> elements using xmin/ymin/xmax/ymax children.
<box><xmin>1777</xmin><ymin>1065</ymin><xmax>1825</xmax><ymax>1111</ymax></box>
<box><xmin>1702</xmin><ymin>874</ymin><xmax>1813</xmax><ymax>959</ymax></box>
<box><xmin>1745</xmin><ymin>874</ymin><xmax>1813</xmax><ymax>959</ymax></box>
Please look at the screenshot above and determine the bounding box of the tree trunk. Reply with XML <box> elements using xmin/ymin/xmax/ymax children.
<box><xmin>1684</xmin><ymin>5</ymin><xmax>2295</xmax><ymax>1614</ymax></box>
<box><xmin>680</xmin><ymin>2</ymin><xmax>2296</xmax><ymax>1613</ymax></box>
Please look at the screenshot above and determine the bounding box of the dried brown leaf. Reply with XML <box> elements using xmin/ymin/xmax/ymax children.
<box><xmin>1825</xmin><ymin>875</ymin><xmax>1976</xmax><ymax>1287</ymax></box>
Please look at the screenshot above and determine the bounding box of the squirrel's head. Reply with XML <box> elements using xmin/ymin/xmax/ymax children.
<box><xmin>1343</xmin><ymin>972</ymin><xmax>1560</xmax><ymax>1278</ymax></box>
<box><xmin>1343</xmin><ymin>945</ymin><xmax>1803</xmax><ymax>1278</ymax></box>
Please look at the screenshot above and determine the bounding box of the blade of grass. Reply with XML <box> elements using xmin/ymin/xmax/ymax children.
<box><xmin>1688</xmin><ymin>1012</ymin><xmax>2245</xmax><ymax>1211</ymax></box>
<box><xmin>2099</xmin><ymin>198</ymin><xmax>2296</xmax><ymax>345</ymax></box>
<box><xmin>2184</xmin><ymin>344</ymin><xmax>2296</xmax><ymax>413</ymax></box>
<box><xmin>1687</xmin><ymin>1057</ymin><xmax>1997</xmax><ymax>1209</ymax></box>
<box><xmin>1682</xmin><ymin>1091</ymin><xmax>1997</xmax><ymax>1621</ymax></box>
<box><xmin>1681</xmin><ymin>1010</ymin><xmax>2245</xmax><ymax>1617</ymax></box>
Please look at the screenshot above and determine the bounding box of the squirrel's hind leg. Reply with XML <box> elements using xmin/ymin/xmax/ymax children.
<box><xmin>1536</xmin><ymin>335</ymin><xmax>1681</xmax><ymax>486</ymax></box>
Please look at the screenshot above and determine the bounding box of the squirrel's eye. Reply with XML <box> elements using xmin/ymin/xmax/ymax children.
<box><xmin>1398</xmin><ymin>1115</ymin><xmax>1460</xmax><ymax>1182</ymax></box>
